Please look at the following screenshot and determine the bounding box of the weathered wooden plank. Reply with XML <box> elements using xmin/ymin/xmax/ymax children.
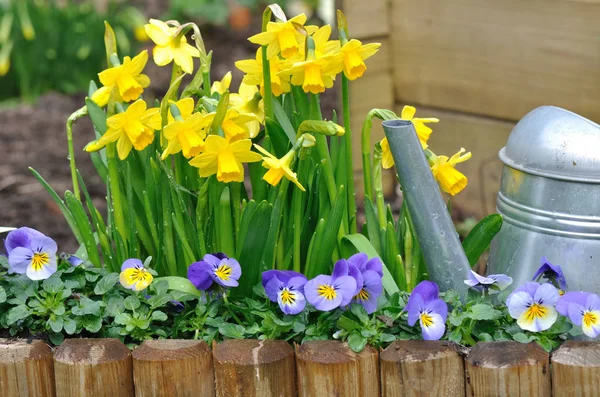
<box><xmin>551</xmin><ymin>341</ymin><xmax>600</xmax><ymax>397</ymax></box>
<box><xmin>296</xmin><ymin>341</ymin><xmax>380</xmax><ymax>396</ymax></box>
<box><xmin>0</xmin><ymin>339</ymin><xmax>55</xmax><ymax>397</ymax></box>
<box><xmin>213</xmin><ymin>339</ymin><xmax>296</xmax><ymax>397</ymax></box>
<box><xmin>390</xmin><ymin>0</ymin><xmax>600</xmax><ymax>122</ymax></box>
<box><xmin>380</xmin><ymin>340</ymin><xmax>465</xmax><ymax>396</ymax></box>
<box><xmin>54</xmin><ymin>338</ymin><xmax>134</xmax><ymax>397</ymax></box>
<box><xmin>132</xmin><ymin>339</ymin><xmax>215</xmax><ymax>397</ymax></box>
<box><xmin>465</xmin><ymin>341</ymin><xmax>550</xmax><ymax>397</ymax></box>
<box><xmin>342</xmin><ymin>0</ymin><xmax>390</xmax><ymax>39</ymax></box>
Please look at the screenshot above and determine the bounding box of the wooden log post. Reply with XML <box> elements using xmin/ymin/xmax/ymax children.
<box><xmin>0</xmin><ymin>339</ymin><xmax>55</xmax><ymax>397</ymax></box>
<box><xmin>54</xmin><ymin>338</ymin><xmax>134</xmax><ymax>397</ymax></box>
<box><xmin>295</xmin><ymin>340</ymin><xmax>380</xmax><ymax>397</ymax></box>
<box><xmin>465</xmin><ymin>341</ymin><xmax>550</xmax><ymax>397</ymax></box>
<box><xmin>380</xmin><ymin>340</ymin><xmax>465</xmax><ymax>396</ymax></box>
<box><xmin>213</xmin><ymin>339</ymin><xmax>296</xmax><ymax>397</ymax></box>
<box><xmin>551</xmin><ymin>341</ymin><xmax>600</xmax><ymax>397</ymax></box>
<box><xmin>132</xmin><ymin>339</ymin><xmax>215</xmax><ymax>397</ymax></box>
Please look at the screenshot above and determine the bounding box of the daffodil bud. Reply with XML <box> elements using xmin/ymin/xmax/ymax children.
<box><xmin>336</xmin><ymin>10</ymin><xmax>349</xmax><ymax>45</ymax></box>
<box><xmin>0</xmin><ymin>40</ymin><xmax>13</xmax><ymax>77</ymax></box>
<box><xmin>298</xmin><ymin>120</ymin><xmax>345</xmax><ymax>137</ymax></box>
<box><xmin>169</xmin><ymin>103</ymin><xmax>184</xmax><ymax>121</ymax></box>
<box><xmin>299</xmin><ymin>133</ymin><xmax>316</xmax><ymax>148</ymax></box>
<box><xmin>0</xmin><ymin>13</ymin><xmax>14</xmax><ymax>44</ymax></box>
<box><xmin>16</xmin><ymin>2</ymin><xmax>34</xmax><ymax>41</ymax></box>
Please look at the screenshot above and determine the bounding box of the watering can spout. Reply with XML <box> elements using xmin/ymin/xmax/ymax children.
<box><xmin>382</xmin><ymin>119</ymin><xmax>471</xmax><ymax>297</ymax></box>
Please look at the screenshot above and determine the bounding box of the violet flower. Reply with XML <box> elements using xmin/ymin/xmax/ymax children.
<box><xmin>506</xmin><ymin>282</ymin><xmax>559</xmax><ymax>332</ymax></box>
<box><xmin>188</xmin><ymin>253</ymin><xmax>242</xmax><ymax>290</ymax></box>
<box><xmin>405</xmin><ymin>281</ymin><xmax>448</xmax><ymax>340</ymax></box>
<box><xmin>557</xmin><ymin>291</ymin><xmax>600</xmax><ymax>338</ymax></box>
<box><xmin>532</xmin><ymin>257</ymin><xmax>567</xmax><ymax>291</ymax></box>
<box><xmin>464</xmin><ymin>270</ymin><xmax>512</xmax><ymax>294</ymax></box>
<box><xmin>304</xmin><ymin>261</ymin><xmax>357</xmax><ymax>312</ymax></box>
<box><xmin>119</xmin><ymin>259</ymin><xmax>153</xmax><ymax>291</ymax></box>
<box><xmin>7</xmin><ymin>231</ymin><xmax>57</xmax><ymax>280</ymax></box>
<box><xmin>60</xmin><ymin>253</ymin><xmax>83</xmax><ymax>267</ymax></box>
<box><xmin>346</xmin><ymin>253</ymin><xmax>383</xmax><ymax>314</ymax></box>
<box><xmin>263</xmin><ymin>270</ymin><xmax>307</xmax><ymax>315</ymax></box>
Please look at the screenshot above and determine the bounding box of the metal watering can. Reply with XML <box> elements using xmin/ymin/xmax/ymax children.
<box><xmin>488</xmin><ymin>106</ymin><xmax>600</xmax><ymax>293</ymax></box>
<box><xmin>383</xmin><ymin>106</ymin><xmax>600</xmax><ymax>296</ymax></box>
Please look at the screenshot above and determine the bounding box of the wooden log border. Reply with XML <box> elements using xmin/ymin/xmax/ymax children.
<box><xmin>1</xmin><ymin>338</ymin><xmax>600</xmax><ymax>396</ymax></box>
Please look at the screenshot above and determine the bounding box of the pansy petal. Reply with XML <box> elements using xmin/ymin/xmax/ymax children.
<box><xmin>287</xmin><ymin>276</ymin><xmax>308</xmax><ymax>291</ymax></box>
<box><xmin>518</xmin><ymin>306</ymin><xmax>557</xmax><ymax>332</ymax></box>
<box><xmin>279</xmin><ymin>289</ymin><xmax>306</xmax><ymax>315</ymax></box>
<box><xmin>421</xmin><ymin>313</ymin><xmax>445</xmax><ymax>340</ymax></box>
<box><xmin>365</xmin><ymin>258</ymin><xmax>383</xmax><ymax>276</ymax></box>
<box><xmin>122</xmin><ymin>258</ymin><xmax>143</xmax><ymax>271</ymax></box>
<box><xmin>567</xmin><ymin>302</ymin><xmax>586</xmax><ymax>326</ymax></box>
<box><xmin>27</xmin><ymin>260</ymin><xmax>57</xmax><ymax>280</ymax></box>
<box><xmin>406</xmin><ymin>293</ymin><xmax>425</xmax><ymax>326</ymax></box>
<box><xmin>587</xmin><ymin>294</ymin><xmax>600</xmax><ymax>312</ymax></box>
<box><xmin>556</xmin><ymin>291</ymin><xmax>590</xmax><ymax>316</ymax></box>
<box><xmin>332</xmin><ymin>259</ymin><xmax>349</xmax><ymax>280</ymax></box>
<box><xmin>335</xmin><ymin>275</ymin><xmax>358</xmax><ymax>306</ymax></box>
<box><xmin>425</xmin><ymin>298</ymin><xmax>448</xmax><ymax>322</ymax></box>
<box><xmin>8</xmin><ymin>247</ymin><xmax>33</xmax><ymax>274</ymax></box>
<box><xmin>346</xmin><ymin>253</ymin><xmax>368</xmax><ymax>270</ymax></box>
<box><xmin>187</xmin><ymin>261</ymin><xmax>214</xmax><ymax>290</ymax></box>
<box><xmin>265</xmin><ymin>276</ymin><xmax>283</xmax><ymax>302</ymax></box>
<box><xmin>581</xmin><ymin>310</ymin><xmax>600</xmax><ymax>338</ymax></box>
<box><xmin>506</xmin><ymin>291</ymin><xmax>533</xmax><ymax>318</ymax></box>
<box><xmin>411</xmin><ymin>281</ymin><xmax>439</xmax><ymax>302</ymax></box>
<box><xmin>534</xmin><ymin>283</ymin><xmax>560</xmax><ymax>306</ymax></box>
<box><xmin>4</xmin><ymin>227</ymin><xmax>43</xmax><ymax>253</ymax></box>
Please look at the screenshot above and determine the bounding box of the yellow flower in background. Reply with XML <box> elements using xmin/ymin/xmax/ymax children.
<box><xmin>380</xmin><ymin>106</ymin><xmax>439</xmax><ymax>169</ymax></box>
<box><xmin>340</xmin><ymin>39</ymin><xmax>381</xmax><ymax>80</ymax></box>
<box><xmin>431</xmin><ymin>148</ymin><xmax>472</xmax><ymax>196</ymax></box>
<box><xmin>235</xmin><ymin>49</ymin><xmax>291</xmax><ymax>96</ymax></box>
<box><xmin>189</xmin><ymin>135</ymin><xmax>262</xmax><ymax>183</ymax></box>
<box><xmin>211</xmin><ymin>71</ymin><xmax>232</xmax><ymax>95</ymax></box>
<box><xmin>85</xmin><ymin>100</ymin><xmax>160</xmax><ymax>160</ymax></box>
<box><xmin>91</xmin><ymin>50</ymin><xmax>151</xmax><ymax>107</ymax></box>
<box><xmin>134</xmin><ymin>25</ymin><xmax>149</xmax><ymax>42</ymax></box>
<box><xmin>0</xmin><ymin>41</ymin><xmax>13</xmax><ymax>76</ymax></box>
<box><xmin>248</xmin><ymin>14</ymin><xmax>310</xmax><ymax>59</ymax></box>
<box><xmin>161</xmin><ymin>112</ymin><xmax>209</xmax><ymax>159</ymax></box>
<box><xmin>278</xmin><ymin>54</ymin><xmax>343</xmax><ymax>94</ymax></box>
<box><xmin>254</xmin><ymin>145</ymin><xmax>304</xmax><ymax>191</ymax></box>
<box><xmin>144</xmin><ymin>19</ymin><xmax>199</xmax><ymax>74</ymax></box>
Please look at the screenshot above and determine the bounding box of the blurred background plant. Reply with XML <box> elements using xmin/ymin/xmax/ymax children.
<box><xmin>0</xmin><ymin>0</ymin><xmax>147</xmax><ymax>102</ymax></box>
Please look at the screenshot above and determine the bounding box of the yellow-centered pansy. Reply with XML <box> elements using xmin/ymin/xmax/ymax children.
<box><xmin>85</xmin><ymin>100</ymin><xmax>160</xmax><ymax>160</ymax></box>
<box><xmin>430</xmin><ymin>148</ymin><xmax>472</xmax><ymax>196</ymax></box>
<box><xmin>161</xmin><ymin>112</ymin><xmax>209</xmax><ymax>159</ymax></box>
<box><xmin>254</xmin><ymin>145</ymin><xmax>304</xmax><ymax>191</ymax></box>
<box><xmin>144</xmin><ymin>19</ymin><xmax>199</xmax><ymax>74</ymax></box>
<box><xmin>248</xmin><ymin>14</ymin><xmax>310</xmax><ymax>59</ymax></box>
<box><xmin>189</xmin><ymin>135</ymin><xmax>262</xmax><ymax>183</ymax></box>
<box><xmin>91</xmin><ymin>50</ymin><xmax>150</xmax><ymax>107</ymax></box>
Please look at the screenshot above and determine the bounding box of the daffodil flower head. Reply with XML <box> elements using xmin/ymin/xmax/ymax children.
<box><xmin>230</xmin><ymin>83</ymin><xmax>265</xmax><ymax>122</ymax></box>
<box><xmin>211</xmin><ymin>71</ymin><xmax>232</xmax><ymax>95</ymax></box>
<box><xmin>248</xmin><ymin>14</ymin><xmax>310</xmax><ymax>59</ymax></box>
<box><xmin>430</xmin><ymin>148</ymin><xmax>472</xmax><ymax>196</ymax></box>
<box><xmin>85</xmin><ymin>100</ymin><xmax>160</xmax><ymax>159</ymax></box>
<box><xmin>144</xmin><ymin>19</ymin><xmax>199</xmax><ymax>74</ymax></box>
<box><xmin>235</xmin><ymin>48</ymin><xmax>291</xmax><ymax>97</ymax></box>
<box><xmin>189</xmin><ymin>135</ymin><xmax>262</xmax><ymax>183</ymax></box>
<box><xmin>279</xmin><ymin>53</ymin><xmax>343</xmax><ymax>94</ymax></box>
<box><xmin>119</xmin><ymin>258</ymin><xmax>153</xmax><ymax>291</ymax></box>
<box><xmin>91</xmin><ymin>50</ymin><xmax>151</xmax><ymax>107</ymax></box>
<box><xmin>165</xmin><ymin>97</ymin><xmax>195</xmax><ymax>124</ymax></box>
<box><xmin>340</xmin><ymin>39</ymin><xmax>381</xmax><ymax>80</ymax></box>
<box><xmin>254</xmin><ymin>145</ymin><xmax>305</xmax><ymax>191</ymax></box>
<box><xmin>297</xmin><ymin>25</ymin><xmax>340</xmax><ymax>60</ymax></box>
<box><xmin>161</xmin><ymin>112</ymin><xmax>209</xmax><ymax>159</ymax></box>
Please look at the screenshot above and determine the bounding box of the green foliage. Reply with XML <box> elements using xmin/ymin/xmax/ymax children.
<box><xmin>0</xmin><ymin>0</ymin><xmax>143</xmax><ymax>101</ymax></box>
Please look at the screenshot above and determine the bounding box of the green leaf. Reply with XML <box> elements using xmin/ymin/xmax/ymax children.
<box><xmin>0</xmin><ymin>286</ymin><xmax>6</xmax><ymax>303</ymax></box>
<box><xmin>219</xmin><ymin>323</ymin><xmax>246</xmax><ymax>339</ymax></box>
<box><xmin>350</xmin><ymin>304</ymin><xmax>370</xmax><ymax>325</ymax></box>
<box><xmin>341</xmin><ymin>234</ymin><xmax>399</xmax><ymax>295</ymax></box>
<box><xmin>512</xmin><ymin>333</ymin><xmax>537</xmax><ymax>344</ymax></box>
<box><xmin>64</xmin><ymin>318</ymin><xmax>77</xmax><ymax>335</ymax></box>
<box><xmin>124</xmin><ymin>295</ymin><xmax>141</xmax><ymax>311</ymax></box>
<box><xmin>272</xmin><ymin>98</ymin><xmax>297</xmax><ymax>143</ymax></box>
<box><xmin>83</xmin><ymin>316</ymin><xmax>103</xmax><ymax>333</ymax></box>
<box><xmin>47</xmin><ymin>317</ymin><xmax>64</xmax><ymax>333</ymax></box>
<box><xmin>94</xmin><ymin>273</ymin><xmax>119</xmax><ymax>295</ymax></box>
<box><xmin>337</xmin><ymin>315</ymin><xmax>361</xmax><ymax>332</ymax></box>
<box><xmin>85</xmin><ymin>98</ymin><xmax>107</xmax><ymax>135</ymax></box>
<box><xmin>347</xmin><ymin>332</ymin><xmax>368</xmax><ymax>352</ymax></box>
<box><xmin>158</xmin><ymin>276</ymin><xmax>202</xmax><ymax>297</ymax></box>
<box><xmin>42</xmin><ymin>276</ymin><xmax>64</xmax><ymax>294</ymax></box>
<box><xmin>462</xmin><ymin>214</ymin><xmax>503</xmax><ymax>266</ymax></box>
<box><xmin>468</xmin><ymin>304</ymin><xmax>502</xmax><ymax>321</ymax></box>
<box><xmin>151</xmin><ymin>310</ymin><xmax>168</xmax><ymax>322</ymax></box>
<box><xmin>7</xmin><ymin>305</ymin><xmax>30</xmax><ymax>325</ymax></box>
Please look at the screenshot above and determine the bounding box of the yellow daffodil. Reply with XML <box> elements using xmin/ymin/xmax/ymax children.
<box><xmin>380</xmin><ymin>106</ymin><xmax>439</xmax><ymax>169</ymax></box>
<box><xmin>158</xmin><ymin>97</ymin><xmax>195</xmax><ymax>126</ymax></box>
<box><xmin>230</xmin><ymin>83</ymin><xmax>264</xmax><ymax>121</ymax></box>
<box><xmin>235</xmin><ymin>49</ymin><xmax>291</xmax><ymax>96</ymax></box>
<box><xmin>430</xmin><ymin>148</ymin><xmax>472</xmax><ymax>196</ymax></box>
<box><xmin>211</xmin><ymin>71</ymin><xmax>232</xmax><ymax>95</ymax></box>
<box><xmin>254</xmin><ymin>145</ymin><xmax>304</xmax><ymax>191</ymax></box>
<box><xmin>296</xmin><ymin>25</ymin><xmax>340</xmax><ymax>61</ymax></box>
<box><xmin>161</xmin><ymin>112</ymin><xmax>209</xmax><ymax>159</ymax></box>
<box><xmin>278</xmin><ymin>54</ymin><xmax>343</xmax><ymax>94</ymax></box>
<box><xmin>144</xmin><ymin>19</ymin><xmax>199</xmax><ymax>74</ymax></box>
<box><xmin>85</xmin><ymin>100</ymin><xmax>160</xmax><ymax>160</ymax></box>
<box><xmin>91</xmin><ymin>50</ymin><xmax>150</xmax><ymax>107</ymax></box>
<box><xmin>203</xmin><ymin>109</ymin><xmax>260</xmax><ymax>141</ymax></box>
<box><xmin>340</xmin><ymin>39</ymin><xmax>380</xmax><ymax>80</ymax></box>
<box><xmin>248</xmin><ymin>14</ymin><xmax>310</xmax><ymax>59</ymax></box>
<box><xmin>189</xmin><ymin>135</ymin><xmax>262</xmax><ymax>183</ymax></box>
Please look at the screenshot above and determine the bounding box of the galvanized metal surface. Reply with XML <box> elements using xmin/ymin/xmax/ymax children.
<box><xmin>489</xmin><ymin>106</ymin><xmax>600</xmax><ymax>293</ymax></box>
<box><xmin>382</xmin><ymin>120</ymin><xmax>471</xmax><ymax>297</ymax></box>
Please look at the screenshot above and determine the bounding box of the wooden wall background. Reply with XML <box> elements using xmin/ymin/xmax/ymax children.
<box><xmin>342</xmin><ymin>0</ymin><xmax>600</xmax><ymax>218</ymax></box>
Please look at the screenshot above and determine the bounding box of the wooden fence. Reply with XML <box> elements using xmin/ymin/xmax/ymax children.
<box><xmin>2</xmin><ymin>338</ymin><xmax>600</xmax><ymax>396</ymax></box>
<box><xmin>342</xmin><ymin>0</ymin><xmax>600</xmax><ymax>218</ymax></box>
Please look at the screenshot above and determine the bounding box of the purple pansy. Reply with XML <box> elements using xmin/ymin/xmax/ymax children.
<box><xmin>8</xmin><ymin>232</ymin><xmax>58</xmax><ymax>280</ymax></box>
<box><xmin>345</xmin><ymin>253</ymin><xmax>383</xmax><ymax>314</ymax></box>
<box><xmin>188</xmin><ymin>253</ymin><xmax>242</xmax><ymax>290</ymax></box>
<box><xmin>464</xmin><ymin>270</ymin><xmax>513</xmax><ymax>294</ymax></box>
<box><xmin>60</xmin><ymin>253</ymin><xmax>84</xmax><ymax>267</ymax></box>
<box><xmin>532</xmin><ymin>257</ymin><xmax>567</xmax><ymax>291</ymax></box>
<box><xmin>304</xmin><ymin>261</ymin><xmax>357</xmax><ymax>312</ymax></box>
<box><xmin>405</xmin><ymin>281</ymin><xmax>448</xmax><ymax>340</ymax></box>
<box><xmin>557</xmin><ymin>291</ymin><xmax>600</xmax><ymax>338</ymax></box>
<box><xmin>264</xmin><ymin>271</ymin><xmax>308</xmax><ymax>315</ymax></box>
<box><xmin>506</xmin><ymin>282</ymin><xmax>559</xmax><ymax>332</ymax></box>
<box><xmin>4</xmin><ymin>227</ymin><xmax>44</xmax><ymax>254</ymax></box>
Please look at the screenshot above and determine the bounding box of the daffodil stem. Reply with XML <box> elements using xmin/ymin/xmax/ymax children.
<box><xmin>341</xmin><ymin>75</ymin><xmax>357</xmax><ymax>233</ymax></box>
<box><xmin>372</xmin><ymin>144</ymin><xmax>387</xmax><ymax>229</ymax></box>
<box><xmin>66</xmin><ymin>106</ymin><xmax>88</xmax><ymax>200</ymax></box>
<box><xmin>361</xmin><ymin>111</ymin><xmax>375</xmax><ymax>201</ymax></box>
<box><xmin>260</xmin><ymin>9</ymin><xmax>274</xmax><ymax>120</ymax></box>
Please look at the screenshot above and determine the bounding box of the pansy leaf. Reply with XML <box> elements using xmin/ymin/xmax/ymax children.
<box><xmin>94</xmin><ymin>273</ymin><xmax>119</xmax><ymax>295</ymax></box>
<box><xmin>347</xmin><ymin>332</ymin><xmax>368</xmax><ymax>353</ymax></box>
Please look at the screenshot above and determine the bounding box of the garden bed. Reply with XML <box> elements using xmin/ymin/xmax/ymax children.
<box><xmin>1</xmin><ymin>338</ymin><xmax>598</xmax><ymax>396</ymax></box>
